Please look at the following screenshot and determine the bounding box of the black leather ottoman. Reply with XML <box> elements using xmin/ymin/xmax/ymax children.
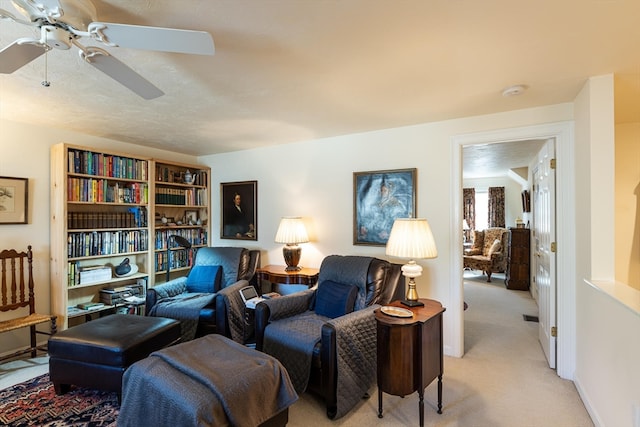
<box><xmin>48</xmin><ymin>314</ymin><xmax>180</xmax><ymax>396</ymax></box>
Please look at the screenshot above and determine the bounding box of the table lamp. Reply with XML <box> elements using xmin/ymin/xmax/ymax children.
<box><xmin>274</xmin><ymin>217</ymin><xmax>309</xmax><ymax>271</ymax></box>
<box><xmin>166</xmin><ymin>234</ymin><xmax>192</xmax><ymax>282</ymax></box>
<box><xmin>385</xmin><ymin>218</ymin><xmax>438</xmax><ymax>307</ymax></box>
<box><xmin>463</xmin><ymin>219</ymin><xmax>470</xmax><ymax>243</ymax></box>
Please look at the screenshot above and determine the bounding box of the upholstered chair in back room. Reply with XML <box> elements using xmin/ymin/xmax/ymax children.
<box><xmin>463</xmin><ymin>227</ymin><xmax>510</xmax><ymax>282</ymax></box>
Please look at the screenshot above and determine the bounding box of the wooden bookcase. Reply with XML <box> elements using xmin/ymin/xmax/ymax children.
<box><xmin>152</xmin><ymin>160</ymin><xmax>210</xmax><ymax>284</ymax></box>
<box><xmin>50</xmin><ymin>143</ymin><xmax>152</xmax><ymax>328</ymax></box>
<box><xmin>50</xmin><ymin>144</ymin><xmax>211</xmax><ymax>329</ymax></box>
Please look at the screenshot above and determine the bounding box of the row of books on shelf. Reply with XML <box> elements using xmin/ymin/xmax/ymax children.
<box><xmin>155</xmin><ymin>187</ymin><xmax>207</xmax><ymax>206</ymax></box>
<box><xmin>154</xmin><ymin>229</ymin><xmax>207</xmax><ymax>249</ymax></box>
<box><xmin>68</xmin><ymin>207</ymin><xmax>148</xmax><ymax>230</ymax></box>
<box><xmin>67</xmin><ymin>263</ymin><xmax>110</xmax><ymax>287</ymax></box>
<box><xmin>155</xmin><ymin>247</ymin><xmax>198</xmax><ymax>272</ymax></box>
<box><xmin>156</xmin><ymin>166</ymin><xmax>207</xmax><ymax>186</ymax></box>
<box><xmin>68</xmin><ymin>149</ymin><xmax>148</xmax><ymax>180</ymax></box>
<box><xmin>68</xmin><ymin>177</ymin><xmax>149</xmax><ymax>204</ymax></box>
<box><xmin>67</xmin><ymin>230</ymin><xmax>149</xmax><ymax>259</ymax></box>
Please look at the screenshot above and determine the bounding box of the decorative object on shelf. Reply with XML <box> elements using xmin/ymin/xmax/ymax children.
<box><xmin>385</xmin><ymin>218</ymin><xmax>438</xmax><ymax>307</ymax></box>
<box><xmin>0</xmin><ymin>176</ymin><xmax>28</xmax><ymax>224</ymax></box>
<box><xmin>220</xmin><ymin>180</ymin><xmax>257</xmax><ymax>240</ymax></box>
<box><xmin>165</xmin><ymin>235</ymin><xmax>192</xmax><ymax>282</ymax></box>
<box><xmin>274</xmin><ymin>217</ymin><xmax>309</xmax><ymax>271</ymax></box>
<box><xmin>161</xmin><ymin>214</ymin><xmax>168</xmax><ymax>225</ymax></box>
<box><xmin>184</xmin><ymin>170</ymin><xmax>193</xmax><ymax>185</ymax></box>
<box><xmin>185</xmin><ymin>210</ymin><xmax>198</xmax><ymax>225</ymax></box>
<box><xmin>353</xmin><ymin>168</ymin><xmax>416</xmax><ymax>246</ymax></box>
<box><xmin>115</xmin><ymin>258</ymin><xmax>139</xmax><ymax>278</ymax></box>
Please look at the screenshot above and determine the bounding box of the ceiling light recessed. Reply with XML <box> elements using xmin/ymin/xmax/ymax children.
<box><xmin>502</xmin><ymin>84</ymin><xmax>528</xmax><ymax>97</ymax></box>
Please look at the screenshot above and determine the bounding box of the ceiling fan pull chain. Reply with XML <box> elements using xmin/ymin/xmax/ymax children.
<box><xmin>42</xmin><ymin>29</ymin><xmax>50</xmax><ymax>87</ymax></box>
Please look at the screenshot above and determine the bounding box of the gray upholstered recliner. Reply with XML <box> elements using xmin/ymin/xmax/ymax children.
<box><xmin>254</xmin><ymin>255</ymin><xmax>404</xmax><ymax>419</ymax></box>
<box><xmin>146</xmin><ymin>247</ymin><xmax>260</xmax><ymax>340</ymax></box>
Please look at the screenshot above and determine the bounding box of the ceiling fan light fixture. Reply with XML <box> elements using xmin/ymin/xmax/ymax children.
<box><xmin>42</xmin><ymin>25</ymin><xmax>72</xmax><ymax>50</ymax></box>
<box><xmin>502</xmin><ymin>84</ymin><xmax>527</xmax><ymax>97</ymax></box>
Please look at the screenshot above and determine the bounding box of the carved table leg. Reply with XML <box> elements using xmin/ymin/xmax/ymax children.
<box><xmin>378</xmin><ymin>388</ymin><xmax>384</xmax><ymax>418</ymax></box>
<box><xmin>418</xmin><ymin>389</ymin><xmax>425</xmax><ymax>427</ymax></box>
<box><xmin>437</xmin><ymin>374</ymin><xmax>443</xmax><ymax>414</ymax></box>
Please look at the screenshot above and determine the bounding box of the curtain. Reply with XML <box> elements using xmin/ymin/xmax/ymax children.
<box><xmin>488</xmin><ymin>186</ymin><xmax>505</xmax><ymax>227</ymax></box>
<box><xmin>463</xmin><ymin>188</ymin><xmax>475</xmax><ymax>243</ymax></box>
<box><xmin>463</xmin><ymin>188</ymin><xmax>475</xmax><ymax>230</ymax></box>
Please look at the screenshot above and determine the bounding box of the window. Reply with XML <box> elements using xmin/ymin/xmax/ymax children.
<box><xmin>475</xmin><ymin>191</ymin><xmax>488</xmax><ymax>230</ymax></box>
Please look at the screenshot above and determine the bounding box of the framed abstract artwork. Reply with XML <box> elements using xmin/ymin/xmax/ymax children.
<box><xmin>353</xmin><ymin>168</ymin><xmax>416</xmax><ymax>246</ymax></box>
<box><xmin>0</xmin><ymin>176</ymin><xmax>28</xmax><ymax>224</ymax></box>
<box><xmin>220</xmin><ymin>180</ymin><xmax>257</xmax><ymax>240</ymax></box>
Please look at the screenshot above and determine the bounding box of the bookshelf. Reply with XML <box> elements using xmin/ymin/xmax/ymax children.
<box><xmin>152</xmin><ymin>160</ymin><xmax>210</xmax><ymax>283</ymax></box>
<box><xmin>51</xmin><ymin>145</ymin><xmax>211</xmax><ymax>329</ymax></box>
<box><xmin>51</xmin><ymin>143</ymin><xmax>152</xmax><ymax>329</ymax></box>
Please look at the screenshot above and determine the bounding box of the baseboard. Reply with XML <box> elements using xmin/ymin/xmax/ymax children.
<box><xmin>573</xmin><ymin>373</ymin><xmax>604</xmax><ymax>427</ymax></box>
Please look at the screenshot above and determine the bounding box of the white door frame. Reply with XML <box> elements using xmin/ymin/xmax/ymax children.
<box><xmin>450</xmin><ymin>121</ymin><xmax>576</xmax><ymax>380</ymax></box>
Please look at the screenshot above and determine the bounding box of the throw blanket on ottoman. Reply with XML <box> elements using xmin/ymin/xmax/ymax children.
<box><xmin>118</xmin><ymin>334</ymin><xmax>298</xmax><ymax>427</ymax></box>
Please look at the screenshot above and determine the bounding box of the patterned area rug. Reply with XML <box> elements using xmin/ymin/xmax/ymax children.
<box><xmin>0</xmin><ymin>374</ymin><xmax>118</xmax><ymax>426</ymax></box>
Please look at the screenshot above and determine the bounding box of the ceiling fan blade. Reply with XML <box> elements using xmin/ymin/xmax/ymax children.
<box><xmin>82</xmin><ymin>48</ymin><xmax>164</xmax><ymax>99</ymax></box>
<box><xmin>89</xmin><ymin>22</ymin><xmax>215</xmax><ymax>55</ymax></box>
<box><xmin>0</xmin><ymin>40</ymin><xmax>46</xmax><ymax>73</ymax></box>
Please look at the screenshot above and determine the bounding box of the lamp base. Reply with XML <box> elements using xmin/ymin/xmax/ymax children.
<box><xmin>282</xmin><ymin>244</ymin><xmax>302</xmax><ymax>271</ymax></box>
<box><xmin>401</xmin><ymin>299</ymin><xmax>425</xmax><ymax>307</ymax></box>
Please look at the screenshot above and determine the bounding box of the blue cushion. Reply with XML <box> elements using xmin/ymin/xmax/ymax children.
<box><xmin>186</xmin><ymin>265</ymin><xmax>222</xmax><ymax>293</ymax></box>
<box><xmin>314</xmin><ymin>280</ymin><xmax>358</xmax><ymax>319</ymax></box>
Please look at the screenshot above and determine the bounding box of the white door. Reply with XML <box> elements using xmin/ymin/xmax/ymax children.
<box><xmin>532</xmin><ymin>139</ymin><xmax>557</xmax><ymax>369</ymax></box>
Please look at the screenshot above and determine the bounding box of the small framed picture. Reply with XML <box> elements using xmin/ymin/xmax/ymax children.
<box><xmin>221</xmin><ymin>181</ymin><xmax>257</xmax><ymax>240</ymax></box>
<box><xmin>353</xmin><ymin>168</ymin><xmax>416</xmax><ymax>246</ymax></box>
<box><xmin>0</xmin><ymin>176</ymin><xmax>28</xmax><ymax>224</ymax></box>
<box><xmin>185</xmin><ymin>210</ymin><xmax>199</xmax><ymax>225</ymax></box>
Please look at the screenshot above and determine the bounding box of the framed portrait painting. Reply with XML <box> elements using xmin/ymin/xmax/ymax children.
<box><xmin>353</xmin><ymin>168</ymin><xmax>416</xmax><ymax>246</ymax></box>
<box><xmin>220</xmin><ymin>180</ymin><xmax>257</xmax><ymax>240</ymax></box>
<box><xmin>0</xmin><ymin>176</ymin><xmax>28</xmax><ymax>224</ymax></box>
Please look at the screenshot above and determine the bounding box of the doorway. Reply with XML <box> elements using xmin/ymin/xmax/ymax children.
<box><xmin>450</xmin><ymin>122</ymin><xmax>576</xmax><ymax>379</ymax></box>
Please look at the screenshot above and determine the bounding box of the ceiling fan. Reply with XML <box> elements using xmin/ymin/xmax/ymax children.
<box><xmin>0</xmin><ymin>0</ymin><xmax>215</xmax><ymax>99</ymax></box>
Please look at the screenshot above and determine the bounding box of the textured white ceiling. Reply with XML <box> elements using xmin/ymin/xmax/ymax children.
<box><xmin>1</xmin><ymin>0</ymin><xmax>639</xmax><ymax>157</ymax></box>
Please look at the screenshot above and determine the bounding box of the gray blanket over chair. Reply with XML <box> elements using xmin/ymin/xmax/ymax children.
<box><xmin>263</xmin><ymin>255</ymin><xmax>377</xmax><ymax>419</ymax></box>
<box><xmin>118</xmin><ymin>334</ymin><xmax>298</xmax><ymax>427</ymax></box>
<box><xmin>149</xmin><ymin>292</ymin><xmax>214</xmax><ymax>341</ymax></box>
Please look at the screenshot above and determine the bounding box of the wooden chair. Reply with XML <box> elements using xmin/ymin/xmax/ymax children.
<box><xmin>0</xmin><ymin>245</ymin><xmax>57</xmax><ymax>362</ymax></box>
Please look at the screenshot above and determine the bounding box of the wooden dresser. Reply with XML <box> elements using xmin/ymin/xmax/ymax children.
<box><xmin>506</xmin><ymin>227</ymin><xmax>530</xmax><ymax>290</ymax></box>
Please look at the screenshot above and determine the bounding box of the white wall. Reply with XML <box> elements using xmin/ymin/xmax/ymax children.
<box><xmin>573</xmin><ymin>75</ymin><xmax>640</xmax><ymax>427</ymax></box>
<box><xmin>0</xmin><ymin>119</ymin><xmax>198</xmax><ymax>356</ymax></box>
<box><xmin>577</xmin><ymin>281</ymin><xmax>640</xmax><ymax>427</ymax></box>
<box><xmin>201</xmin><ymin>102</ymin><xmax>574</xmax><ymax>357</ymax></box>
<box><xmin>615</xmin><ymin>122</ymin><xmax>640</xmax><ymax>290</ymax></box>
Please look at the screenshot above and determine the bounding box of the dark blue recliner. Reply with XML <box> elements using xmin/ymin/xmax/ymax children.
<box><xmin>146</xmin><ymin>246</ymin><xmax>260</xmax><ymax>340</ymax></box>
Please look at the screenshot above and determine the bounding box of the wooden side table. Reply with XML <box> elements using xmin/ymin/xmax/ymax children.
<box><xmin>375</xmin><ymin>298</ymin><xmax>445</xmax><ymax>427</ymax></box>
<box><xmin>256</xmin><ymin>264</ymin><xmax>319</xmax><ymax>295</ymax></box>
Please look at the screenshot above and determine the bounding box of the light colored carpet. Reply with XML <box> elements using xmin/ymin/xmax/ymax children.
<box><xmin>1</xmin><ymin>273</ymin><xmax>593</xmax><ymax>426</ymax></box>
<box><xmin>286</xmin><ymin>272</ymin><xmax>593</xmax><ymax>426</ymax></box>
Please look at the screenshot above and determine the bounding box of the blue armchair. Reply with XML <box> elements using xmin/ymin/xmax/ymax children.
<box><xmin>146</xmin><ymin>247</ymin><xmax>260</xmax><ymax>341</ymax></box>
<box><xmin>254</xmin><ymin>255</ymin><xmax>404</xmax><ymax>419</ymax></box>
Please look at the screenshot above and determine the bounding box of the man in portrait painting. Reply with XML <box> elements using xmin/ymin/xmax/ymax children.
<box><xmin>223</xmin><ymin>192</ymin><xmax>255</xmax><ymax>238</ymax></box>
